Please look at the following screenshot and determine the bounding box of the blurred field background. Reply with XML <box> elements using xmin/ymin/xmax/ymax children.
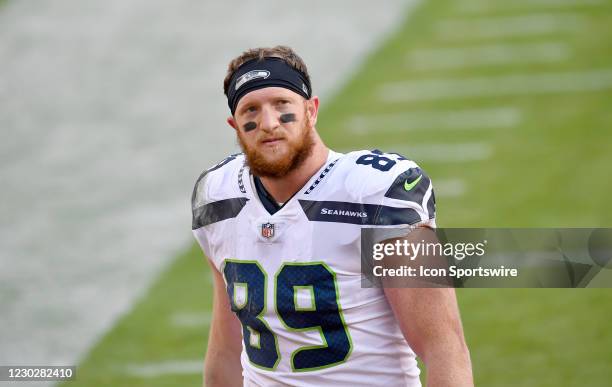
<box><xmin>0</xmin><ymin>0</ymin><xmax>412</xmax><ymax>385</ymax></box>
<box><xmin>2</xmin><ymin>0</ymin><xmax>612</xmax><ymax>386</ymax></box>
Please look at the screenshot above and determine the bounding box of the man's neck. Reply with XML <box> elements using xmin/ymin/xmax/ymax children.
<box><xmin>259</xmin><ymin>143</ymin><xmax>329</xmax><ymax>204</ymax></box>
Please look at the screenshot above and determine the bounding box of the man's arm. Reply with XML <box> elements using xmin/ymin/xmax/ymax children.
<box><xmin>385</xmin><ymin>286</ymin><xmax>473</xmax><ymax>386</ymax></box>
<box><xmin>383</xmin><ymin>229</ymin><xmax>473</xmax><ymax>387</ymax></box>
<box><xmin>203</xmin><ymin>263</ymin><xmax>243</xmax><ymax>387</ymax></box>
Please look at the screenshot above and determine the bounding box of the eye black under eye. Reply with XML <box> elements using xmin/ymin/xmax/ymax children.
<box><xmin>243</xmin><ymin>122</ymin><xmax>257</xmax><ymax>132</ymax></box>
<box><xmin>280</xmin><ymin>113</ymin><xmax>296</xmax><ymax>123</ymax></box>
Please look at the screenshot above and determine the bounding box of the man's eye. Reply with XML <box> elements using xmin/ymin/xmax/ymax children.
<box><xmin>246</xmin><ymin>106</ymin><xmax>257</xmax><ymax>112</ymax></box>
<box><xmin>276</xmin><ymin>101</ymin><xmax>292</xmax><ymax>111</ymax></box>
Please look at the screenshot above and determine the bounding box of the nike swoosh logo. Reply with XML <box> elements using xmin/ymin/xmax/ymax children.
<box><xmin>404</xmin><ymin>175</ymin><xmax>422</xmax><ymax>191</ymax></box>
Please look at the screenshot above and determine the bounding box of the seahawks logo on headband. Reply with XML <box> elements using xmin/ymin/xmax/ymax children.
<box><xmin>227</xmin><ymin>57</ymin><xmax>311</xmax><ymax>114</ymax></box>
<box><xmin>235</xmin><ymin>70</ymin><xmax>270</xmax><ymax>90</ymax></box>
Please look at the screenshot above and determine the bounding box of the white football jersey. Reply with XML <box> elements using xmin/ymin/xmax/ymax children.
<box><xmin>192</xmin><ymin>149</ymin><xmax>436</xmax><ymax>387</ymax></box>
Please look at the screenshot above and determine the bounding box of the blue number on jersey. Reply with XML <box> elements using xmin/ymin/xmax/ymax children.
<box><xmin>356</xmin><ymin>152</ymin><xmax>396</xmax><ymax>171</ymax></box>
<box><xmin>223</xmin><ymin>261</ymin><xmax>352</xmax><ymax>371</ymax></box>
<box><xmin>276</xmin><ymin>263</ymin><xmax>352</xmax><ymax>371</ymax></box>
<box><xmin>224</xmin><ymin>260</ymin><xmax>279</xmax><ymax>369</ymax></box>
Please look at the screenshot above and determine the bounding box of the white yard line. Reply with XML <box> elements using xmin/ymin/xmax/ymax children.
<box><xmin>386</xmin><ymin>142</ymin><xmax>494</xmax><ymax>162</ymax></box>
<box><xmin>171</xmin><ymin>312</ymin><xmax>212</xmax><ymax>328</ymax></box>
<box><xmin>436</xmin><ymin>13</ymin><xmax>585</xmax><ymax>40</ymax></box>
<box><xmin>124</xmin><ymin>360</ymin><xmax>203</xmax><ymax>378</ymax></box>
<box><xmin>347</xmin><ymin>107</ymin><xmax>522</xmax><ymax>134</ymax></box>
<box><xmin>379</xmin><ymin>69</ymin><xmax>612</xmax><ymax>102</ymax></box>
<box><xmin>455</xmin><ymin>0</ymin><xmax>605</xmax><ymax>14</ymax></box>
<box><xmin>407</xmin><ymin>42</ymin><xmax>571</xmax><ymax>70</ymax></box>
<box><xmin>433</xmin><ymin>178</ymin><xmax>467</xmax><ymax>198</ymax></box>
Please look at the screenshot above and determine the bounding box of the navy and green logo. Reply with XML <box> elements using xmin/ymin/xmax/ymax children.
<box><xmin>385</xmin><ymin>167</ymin><xmax>431</xmax><ymax>206</ymax></box>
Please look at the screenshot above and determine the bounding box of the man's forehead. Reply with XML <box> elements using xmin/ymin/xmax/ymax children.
<box><xmin>237</xmin><ymin>87</ymin><xmax>303</xmax><ymax>106</ymax></box>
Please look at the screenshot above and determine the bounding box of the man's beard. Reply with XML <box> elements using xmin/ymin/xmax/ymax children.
<box><xmin>237</xmin><ymin>121</ymin><xmax>315</xmax><ymax>178</ymax></box>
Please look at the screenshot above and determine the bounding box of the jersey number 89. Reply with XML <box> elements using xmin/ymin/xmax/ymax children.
<box><xmin>356</xmin><ymin>151</ymin><xmax>407</xmax><ymax>172</ymax></box>
<box><xmin>223</xmin><ymin>260</ymin><xmax>353</xmax><ymax>372</ymax></box>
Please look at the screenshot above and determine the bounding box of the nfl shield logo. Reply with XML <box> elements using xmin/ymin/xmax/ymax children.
<box><xmin>261</xmin><ymin>222</ymin><xmax>275</xmax><ymax>239</ymax></box>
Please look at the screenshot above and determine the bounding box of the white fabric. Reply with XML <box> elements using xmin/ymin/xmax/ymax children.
<box><xmin>193</xmin><ymin>149</ymin><xmax>435</xmax><ymax>386</ymax></box>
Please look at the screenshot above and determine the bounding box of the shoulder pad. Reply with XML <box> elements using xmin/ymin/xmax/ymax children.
<box><xmin>338</xmin><ymin>149</ymin><xmax>418</xmax><ymax>195</ymax></box>
<box><xmin>191</xmin><ymin>153</ymin><xmax>245</xmax><ymax>213</ymax></box>
<box><xmin>337</xmin><ymin>149</ymin><xmax>435</xmax><ymax>220</ymax></box>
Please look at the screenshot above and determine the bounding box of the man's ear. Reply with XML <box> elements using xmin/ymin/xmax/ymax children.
<box><xmin>306</xmin><ymin>96</ymin><xmax>320</xmax><ymax>127</ymax></box>
<box><xmin>227</xmin><ymin>116</ymin><xmax>239</xmax><ymax>132</ymax></box>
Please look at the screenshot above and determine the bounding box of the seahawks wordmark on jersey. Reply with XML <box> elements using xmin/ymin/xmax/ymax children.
<box><xmin>192</xmin><ymin>150</ymin><xmax>435</xmax><ymax>387</ymax></box>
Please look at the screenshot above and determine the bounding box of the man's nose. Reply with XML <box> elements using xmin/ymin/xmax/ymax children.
<box><xmin>259</xmin><ymin>106</ymin><xmax>280</xmax><ymax>132</ymax></box>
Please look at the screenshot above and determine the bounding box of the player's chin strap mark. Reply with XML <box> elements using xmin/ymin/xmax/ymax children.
<box><xmin>243</xmin><ymin>122</ymin><xmax>257</xmax><ymax>132</ymax></box>
<box><xmin>227</xmin><ymin>57</ymin><xmax>312</xmax><ymax>115</ymax></box>
<box><xmin>279</xmin><ymin>113</ymin><xmax>296</xmax><ymax>123</ymax></box>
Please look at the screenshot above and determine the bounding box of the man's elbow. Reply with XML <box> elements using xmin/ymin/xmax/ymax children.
<box><xmin>203</xmin><ymin>366</ymin><xmax>232</xmax><ymax>387</ymax></box>
<box><xmin>203</xmin><ymin>351</ymin><xmax>243</xmax><ymax>387</ymax></box>
<box><xmin>420</xmin><ymin>334</ymin><xmax>473</xmax><ymax>387</ymax></box>
<box><xmin>203</xmin><ymin>370</ymin><xmax>223</xmax><ymax>387</ymax></box>
<box><xmin>421</xmin><ymin>330</ymin><xmax>471</xmax><ymax>367</ymax></box>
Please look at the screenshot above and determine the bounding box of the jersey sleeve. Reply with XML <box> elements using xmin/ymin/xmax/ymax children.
<box><xmin>191</xmin><ymin>168</ymin><xmax>213</xmax><ymax>259</ymax></box>
<box><xmin>190</xmin><ymin>153</ymin><xmax>245</xmax><ymax>261</ymax></box>
<box><xmin>379</xmin><ymin>161</ymin><xmax>436</xmax><ymax>228</ymax></box>
<box><xmin>342</xmin><ymin>150</ymin><xmax>436</xmax><ymax>228</ymax></box>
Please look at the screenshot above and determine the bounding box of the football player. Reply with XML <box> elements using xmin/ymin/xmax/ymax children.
<box><xmin>192</xmin><ymin>46</ymin><xmax>473</xmax><ymax>386</ymax></box>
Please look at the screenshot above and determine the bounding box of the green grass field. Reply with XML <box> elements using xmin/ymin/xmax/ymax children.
<box><xmin>65</xmin><ymin>0</ymin><xmax>612</xmax><ymax>385</ymax></box>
